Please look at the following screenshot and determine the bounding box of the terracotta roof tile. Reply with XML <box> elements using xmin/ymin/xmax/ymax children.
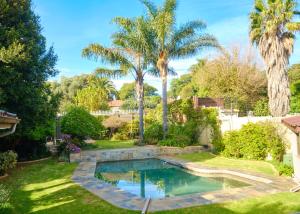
<box><xmin>108</xmin><ymin>100</ymin><xmax>123</xmax><ymax>107</ymax></box>
<box><xmin>282</xmin><ymin>116</ymin><xmax>300</xmax><ymax>134</ymax></box>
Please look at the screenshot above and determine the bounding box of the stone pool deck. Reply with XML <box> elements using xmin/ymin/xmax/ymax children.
<box><xmin>71</xmin><ymin>148</ymin><xmax>297</xmax><ymax>212</ymax></box>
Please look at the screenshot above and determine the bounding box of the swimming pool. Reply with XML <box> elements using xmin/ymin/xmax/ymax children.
<box><xmin>95</xmin><ymin>158</ymin><xmax>250</xmax><ymax>199</ymax></box>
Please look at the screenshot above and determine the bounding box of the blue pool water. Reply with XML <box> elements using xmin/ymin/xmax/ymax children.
<box><xmin>95</xmin><ymin>159</ymin><xmax>249</xmax><ymax>199</ymax></box>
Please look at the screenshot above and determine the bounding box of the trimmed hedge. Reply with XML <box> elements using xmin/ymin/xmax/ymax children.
<box><xmin>222</xmin><ymin>122</ymin><xmax>285</xmax><ymax>161</ymax></box>
<box><xmin>61</xmin><ymin>106</ymin><xmax>105</xmax><ymax>139</ymax></box>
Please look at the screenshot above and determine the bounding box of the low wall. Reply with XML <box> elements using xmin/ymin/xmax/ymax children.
<box><xmin>70</xmin><ymin>146</ymin><xmax>205</xmax><ymax>163</ymax></box>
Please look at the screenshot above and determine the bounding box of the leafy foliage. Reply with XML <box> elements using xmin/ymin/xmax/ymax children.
<box><xmin>188</xmin><ymin>47</ymin><xmax>267</xmax><ymax>114</ymax></box>
<box><xmin>144</xmin><ymin>99</ymin><xmax>222</xmax><ymax>149</ymax></box>
<box><xmin>50</xmin><ymin>75</ymin><xmax>116</xmax><ymax>112</ymax></box>
<box><xmin>144</xmin><ymin>122</ymin><xmax>164</xmax><ymax>145</ymax></box>
<box><xmin>289</xmin><ymin>64</ymin><xmax>300</xmax><ymax>113</ymax></box>
<box><xmin>222</xmin><ymin>122</ymin><xmax>285</xmax><ymax>161</ymax></box>
<box><xmin>0</xmin><ymin>151</ymin><xmax>17</xmax><ymax>176</ymax></box>
<box><xmin>254</xmin><ymin>98</ymin><xmax>270</xmax><ymax>116</ymax></box>
<box><xmin>119</xmin><ymin>82</ymin><xmax>160</xmax><ymax>110</ymax></box>
<box><xmin>0</xmin><ymin>0</ymin><xmax>60</xmax><ymax>160</ymax></box>
<box><xmin>61</xmin><ymin>107</ymin><xmax>105</xmax><ymax>139</ymax></box>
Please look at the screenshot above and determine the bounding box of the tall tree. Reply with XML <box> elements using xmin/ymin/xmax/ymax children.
<box><xmin>250</xmin><ymin>0</ymin><xmax>300</xmax><ymax>116</ymax></box>
<box><xmin>82</xmin><ymin>17</ymin><xmax>155</xmax><ymax>143</ymax></box>
<box><xmin>74</xmin><ymin>76</ymin><xmax>115</xmax><ymax>111</ymax></box>
<box><xmin>141</xmin><ymin>0</ymin><xmax>218</xmax><ymax>138</ymax></box>
<box><xmin>119</xmin><ymin>82</ymin><xmax>160</xmax><ymax>110</ymax></box>
<box><xmin>0</xmin><ymin>0</ymin><xmax>59</xmax><ymax>158</ymax></box>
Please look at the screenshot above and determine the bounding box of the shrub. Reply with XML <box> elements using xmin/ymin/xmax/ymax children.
<box><xmin>144</xmin><ymin>123</ymin><xmax>163</xmax><ymax>145</ymax></box>
<box><xmin>221</xmin><ymin>130</ymin><xmax>243</xmax><ymax>158</ymax></box>
<box><xmin>158</xmin><ymin>135</ymin><xmax>191</xmax><ymax>147</ymax></box>
<box><xmin>276</xmin><ymin>162</ymin><xmax>294</xmax><ymax>176</ymax></box>
<box><xmin>254</xmin><ymin>99</ymin><xmax>270</xmax><ymax>116</ymax></box>
<box><xmin>111</xmin><ymin>133</ymin><xmax>129</xmax><ymax>141</ymax></box>
<box><xmin>114</xmin><ymin>119</ymin><xmax>139</xmax><ymax>140</ymax></box>
<box><xmin>0</xmin><ymin>151</ymin><xmax>17</xmax><ymax>176</ymax></box>
<box><xmin>61</xmin><ymin>106</ymin><xmax>105</xmax><ymax>139</ymax></box>
<box><xmin>222</xmin><ymin>122</ymin><xmax>285</xmax><ymax>161</ymax></box>
<box><xmin>0</xmin><ymin>184</ymin><xmax>10</xmax><ymax>204</ymax></box>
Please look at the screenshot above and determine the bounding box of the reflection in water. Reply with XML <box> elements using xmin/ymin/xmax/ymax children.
<box><xmin>95</xmin><ymin>159</ymin><xmax>249</xmax><ymax>199</ymax></box>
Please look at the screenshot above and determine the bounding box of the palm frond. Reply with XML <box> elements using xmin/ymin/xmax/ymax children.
<box><xmin>163</xmin><ymin>0</ymin><xmax>177</xmax><ymax>15</ymax></box>
<box><xmin>168</xmin><ymin>67</ymin><xmax>177</xmax><ymax>76</ymax></box>
<box><xmin>112</xmin><ymin>17</ymin><xmax>134</xmax><ymax>32</ymax></box>
<box><xmin>140</xmin><ymin>0</ymin><xmax>158</xmax><ymax>18</ymax></box>
<box><xmin>94</xmin><ymin>68</ymin><xmax>127</xmax><ymax>79</ymax></box>
<box><xmin>146</xmin><ymin>67</ymin><xmax>160</xmax><ymax>77</ymax></box>
<box><xmin>170</xmin><ymin>34</ymin><xmax>219</xmax><ymax>58</ymax></box>
<box><xmin>82</xmin><ymin>43</ymin><xmax>133</xmax><ymax>68</ymax></box>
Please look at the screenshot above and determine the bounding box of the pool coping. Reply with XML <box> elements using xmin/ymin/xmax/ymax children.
<box><xmin>72</xmin><ymin>153</ymin><xmax>296</xmax><ymax>212</ymax></box>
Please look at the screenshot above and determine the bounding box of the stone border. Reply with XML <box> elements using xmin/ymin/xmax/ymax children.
<box><xmin>17</xmin><ymin>157</ymin><xmax>51</xmax><ymax>164</ymax></box>
<box><xmin>70</xmin><ymin>145</ymin><xmax>206</xmax><ymax>163</ymax></box>
<box><xmin>72</xmin><ymin>149</ymin><xmax>296</xmax><ymax>211</ymax></box>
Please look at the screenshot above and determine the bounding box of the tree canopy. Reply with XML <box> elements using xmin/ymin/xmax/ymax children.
<box><xmin>0</xmin><ymin>0</ymin><xmax>59</xmax><ymax>159</ymax></box>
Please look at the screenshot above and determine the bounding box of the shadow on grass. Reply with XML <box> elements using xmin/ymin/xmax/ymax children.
<box><xmin>0</xmin><ymin>158</ymin><xmax>138</xmax><ymax>214</ymax></box>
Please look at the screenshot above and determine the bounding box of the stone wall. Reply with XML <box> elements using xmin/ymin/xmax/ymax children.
<box><xmin>70</xmin><ymin>146</ymin><xmax>205</xmax><ymax>163</ymax></box>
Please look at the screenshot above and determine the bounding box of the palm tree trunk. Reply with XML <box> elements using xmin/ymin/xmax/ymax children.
<box><xmin>259</xmin><ymin>36</ymin><xmax>291</xmax><ymax>117</ymax></box>
<box><xmin>162</xmin><ymin>66</ymin><xmax>168</xmax><ymax>139</ymax></box>
<box><xmin>136</xmin><ymin>76</ymin><xmax>144</xmax><ymax>144</ymax></box>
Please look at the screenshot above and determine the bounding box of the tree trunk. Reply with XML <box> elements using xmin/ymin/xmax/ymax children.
<box><xmin>162</xmin><ymin>67</ymin><xmax>168</xmax><ymax>139</ymax></box>
<box><xmin>259</xmin><ymin>36</ymin><xmax>291</xmax><ymax>117</ymax></box>
<box><xmin>136</xmin><ymin>76</ymin><xmax>144</xmax><ymax>144</ymax></box>
<box><xmin>157</xmin><ymin>52</ymin><xmax>168</xmax><ymax>139</ymax></box>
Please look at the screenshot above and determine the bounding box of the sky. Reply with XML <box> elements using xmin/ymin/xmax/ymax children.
<box><xmin>32</xmin><ymin>0</ymin><xmax>300</xmax><ymax>91</ymax></box>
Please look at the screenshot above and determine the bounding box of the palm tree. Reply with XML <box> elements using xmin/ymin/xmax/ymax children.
<box><xmin>250</xmin><ymin>0</ymin><xmax>300</xmax><ymax>117</ymax></box>
<box><xmin>88</xmin><ymin>76</ymin><xmax>118</xmax><ymax>100</ymax></box>
<box><xmin>82</xmin><ymin>17</ymin><xmax>155</xmax><ymax>143</ymax></box>
<box><xmin>141</xmin><ymin>0</ymin><xmax>218</xmax><ymax>138</ymax></box>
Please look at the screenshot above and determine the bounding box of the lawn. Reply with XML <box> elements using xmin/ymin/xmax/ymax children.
<box><xmin>83</xmin><ymin>139</ymin><xmax>136</xmax><ymax>150</ymax></box>
<box><xmin>1</xmin><ymin>158</ymin><xmax>299</xmax><ymax>214</ymax></box>
<box><xmin>174</xmin><ymin>153</ymin><xmax>278</xmax><ymax>176</ymax></box>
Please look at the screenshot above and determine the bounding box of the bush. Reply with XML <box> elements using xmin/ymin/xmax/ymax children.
<box><xmin>144</xmin><ymin>122</ymin><xmax>163</xmax><ymax>145</ymax></box>
<box><xmin>254</xmin><ymin>99</ymin><xmax>270</xmax><ymax>116</ymax></box>
<box><xmin>158</xmin><ymin>135</ymin><xmax>191</xmax><ymax>147</ymax></box>
<box><xmin>113</xmin><ymin>119</ymin><xmax>139</xmax><ymax>140</ymax></box>
<box><xmin>61</xmin><ymin>106</ymin><xmax>105</xmax><ymax>139</ymax></box>
<box><xmin>0</xmin><ymin>184</ymin><xmax>10</xmax><ymax>204</ymax></box>
<box><xmin>275</xmin><ymin>162</ymin><xmax>294</xmax><ymax>176</ymax></box>
<box><xmin>222</xmin><ymin>122</ymin><xmax>285</xmax><ymax>161</ymax></box>
<box><xmin>0</xmin><ymin>151</ymin><xmax>17</xmax><ymax>176</ymax></box>
<box><xmin>222</xmin><ymin>130</ymin><xmax>243</xmax><ymax>158</ymax></box>
<box><xmin>111</xmin><ymin>133</ymin><xmax>129</xmax><ymax>141</ymax></box>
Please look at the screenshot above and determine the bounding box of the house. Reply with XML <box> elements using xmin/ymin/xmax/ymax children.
<box><xmin>0</xmin><ymin>110</ymin><xmax>20</xmax><ymax>137</ymax></box>
<box><xmin>282</xmin><ymin>116</ymin><xmax>300</xmax><ymax>183</ymax></box>
<box><xmin>108</xmin><ymin>100</ymin><xmax>123</xmax><ymax>113</ymax></box>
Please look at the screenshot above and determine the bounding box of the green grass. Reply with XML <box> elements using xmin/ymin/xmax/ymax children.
<box><xmin>156</xmin><ymin>192</ymin><xmax>300</xmax><ymax>214</ymax></box>
<box><xmin>0</xmin><ymin>158</ymin><xmax>299</xmax><ymax>214</ymax></box>
<box><xmin>83</xmin><ymin>139</ymin><xmax>136</xmax><ymax>150</ymax></box>
<box><xmin>175</xmin><ymin>153</ymin><xmax>277</xmax><ymax>176</ymax></box>
<box><xmin>0</xmin><ymin>159</ymin><xmax>138</xmax><ymax>214</ymax></box>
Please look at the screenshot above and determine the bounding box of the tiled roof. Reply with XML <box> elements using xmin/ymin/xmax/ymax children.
<box><xmin>108</xmin><ymin>100</ymin><xmax>123</xmax><ymax>107</ymax></box>
<box><xmin>282</xmin><ymin>116</ymin><xmax>300</xmax><ymax>134</ymax></box>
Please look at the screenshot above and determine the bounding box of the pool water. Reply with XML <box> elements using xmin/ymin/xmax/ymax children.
<box><xmin>95</xmin><ymin>159</ymin><xmax>249</xmax><ymax>199</ymax></box>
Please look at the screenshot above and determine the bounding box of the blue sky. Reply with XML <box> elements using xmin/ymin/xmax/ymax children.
<box><xmin>33</xmin><ymin>0</ymin><xmax>300</xmax><ymax>90</ymax></box>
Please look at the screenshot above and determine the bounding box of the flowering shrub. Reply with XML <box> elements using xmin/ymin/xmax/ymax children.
<box><xmin>66</xmin><ymin>143</ymin><xmax>81</xmax><ymax>153</ymax></box>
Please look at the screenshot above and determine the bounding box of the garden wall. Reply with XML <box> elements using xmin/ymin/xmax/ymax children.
<box><xmin>70</xmin><ymin>146</ymin><xmax>205</xmax><ymax>163</ymax></box>
<box><xmin>220</xmin><ymin>115</ymin><xmax>300</xmax><ymax>182</ymax></box>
